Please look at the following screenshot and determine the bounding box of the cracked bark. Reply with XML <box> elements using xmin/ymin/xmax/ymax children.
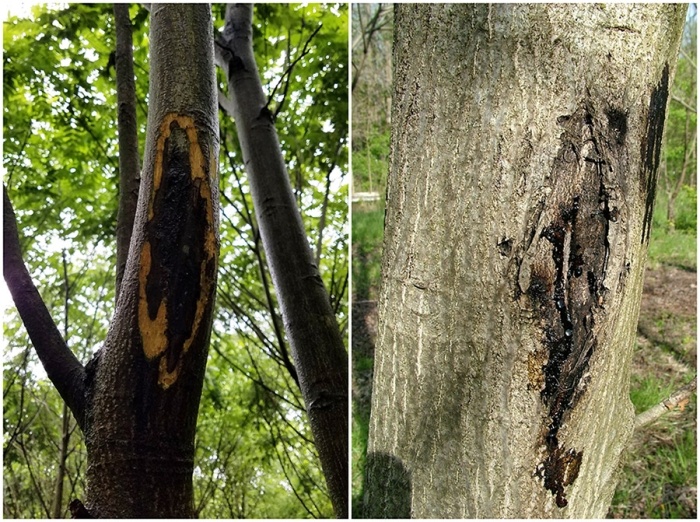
<box><xmin>5</xmin><ymin>4</ymin><xmax>218</xmax><ymax>517</ymax></box>
<box><xmin>82</xmin><ymin>5</ymin><xmax>219</xmax><ymax>516</ymax></box>
<box><xmin>366</xmin><ymin>3</ymin><xmax>686</xmax><ymax>518</ymax></box>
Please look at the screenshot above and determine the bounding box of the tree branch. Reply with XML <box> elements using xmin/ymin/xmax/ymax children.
<box><xmin>3</xmin><ymin>188</ymin><xmax>87</xmax><ymax>430</ymax></box>
<box><xmin>267</xmin><ymin>22</ymin><xmax>323</xmax><ymax>119</ymax></box>
<box><xmin>351</xmin><ymin>4</ymin><xmax>390</xmax><ymax>92</ymax></box>
<box><xmin>679</xmin><ymin>46</ymin><xmax>696</xmax><ymax>70</ymax></box>
<box><xmin>671</xmin><ymin>93</ymin><xmax>697</xmax><ymax>113</ymax></box>
<box><xmin>635</xmin><ymin>376</ymin><xmax>697</xmax><ymax>430</ymax></box>
<box><xmin>113</xmin><ymin>3</ymin><xmax>141</xmax><ymax>300</ymax></box>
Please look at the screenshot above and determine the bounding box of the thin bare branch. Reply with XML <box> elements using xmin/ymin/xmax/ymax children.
<box><xmin>679</xmin><ymin>46</ymin><xmax>696</xmax><ymax>70</ymax></box>
<box><xmin>671</xmin><ymin>93</ymin><xmax>697</xmax><ymax>113</ymax></box>
<box><xmin>635</xmin><ymin>376</ymin><xmax>697</xmax><ymax>429</ymax></box>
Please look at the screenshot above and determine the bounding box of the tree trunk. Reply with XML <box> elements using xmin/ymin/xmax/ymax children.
<box><xmin>50</xmin><ymin>403</ymin><xmax>71</xmax><ymax>519</ymax></box>
<box><xmin>4</xmin><ymin>4</ymin><xmax>219</xmax><ymax>518</ymax></box>
<box><xmin>114</xmin><ymin>3</ymin><xmax>141</xmax><ymax>300</ymax></box>
<box><xmin>84</xmin><ymin>4</ymin><xmax>219</xmax><ymax>517</ymax></box>
<box><xmin>51</xmin><ymin>252</ymin><xmax>74</xmax><ymax>519</ymax></box>
<box><xmin>365</xmin><ymin>4</ymin><xmax>686</xmax><ymax>518</ymax></box>
<box><xmin>217</xmin><ymin>4</ymin><xmax>348</xmax><ymax>517</ymax></box>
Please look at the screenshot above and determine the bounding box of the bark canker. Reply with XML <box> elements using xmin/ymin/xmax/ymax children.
<box><xmin>517</xmin><ymin>101</ymin><xmax>632</xmax><ymax>507</ymax></box>
<box><xmin>138</xmin><ymin>114</ymin><xmax>218</xmax><ymax>389</ymax></box>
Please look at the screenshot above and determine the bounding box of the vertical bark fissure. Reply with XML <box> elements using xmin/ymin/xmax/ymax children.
<box><xmin>220</xmin><ymin>4</ymin><xmax>348</xmax><ymax>517</ymax></box>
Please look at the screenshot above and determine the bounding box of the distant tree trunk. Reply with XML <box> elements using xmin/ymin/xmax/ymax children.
<box><xmin>50</xmin><ymin>403</ymin><xmax>71</xmax><ymax>519</ymax></box>
<box><xmin>365</xmin><ymin>4</ymin><xmax>686</xmax><ymax>518</ymax></box>
<box><xmin>50</xmin><ymin>252</ymin><xmax>74</xmax><ymax>519</ymax></box>
<box><xmin>4</xmin><ymin>4</ymin><xmax>218</xmax><ymax>517</ymax></box>
<box><xmin>216</xmin><ymin>4</ymin><xmax>348</xmax><ymax>517</ymax></box>
<box><xmin>666</xmin><ymin>112</ymin><xmax>697</xmax><ymax>225</ymax></box>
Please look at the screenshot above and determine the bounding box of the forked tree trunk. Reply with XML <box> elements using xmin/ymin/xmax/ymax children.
<box><xmin>365</xmin><ymin>4</ymin><xmax>686</xmax><ymax>518</ymax></box>
<box><xmin>4</xmin><ymin>4</ymin><xmax>219</xmax><ymax>518</ymax></box>
<box><xmin>84</xmin><ymin>5</ymin><xmax>219</xmax><ymax>517</ymax></box>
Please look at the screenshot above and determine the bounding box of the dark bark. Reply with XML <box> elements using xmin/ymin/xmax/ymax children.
<box><xmin>114</xmin><ymin>3</ymin><xmax>141</xmax><ymax>300</ymax></box>
<box><xmin>81</xmin><ymin>4</ymin><xmax>219</xmax><ymax>517</ymax></box>
<box><xmin>3</xmin><ymin>188</ymin><xmax>87</xmax><ymax>430</ymax></box>
<box><xmin>5</xmin><ymin>4</ymin><xmax>219</xmax><ymax>518</ymax></box>
<box><xmin>218</xmin><ymin>4</ymin><xmax>348</xmax><ymax>517</ymax></box>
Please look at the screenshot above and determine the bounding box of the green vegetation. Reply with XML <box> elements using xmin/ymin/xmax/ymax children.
<box><xmin>350</xmin><ymin>200</ymin><xmax>383</xmax><ymax>516</ymax></box>
<box><xmin>353</xmin><ymin>130</ymin><xmax>390</xmax><ymax>194</ymax></box>
<box><xmin>351</xmin><ymin>397</ymin><xmax>371</xmax><ymax>516</ymax></box>
<box><xmin>352</xmin><ymin>202</ymin><xmax>385</xmax><ymax>301</ymax></box>
<box><xmin>648</xmin><ymin>190</ymin><xmax>697</xmax><ymax>270</ymax></box>
<box><xmin>630</xmin><ymin>374</ymin><xmax>685</xmax><ymax>416</ymax></box>
<box><xmin>611</xmin><ymin>390</ymin><xmax>696</xmax><ymax>518</ymax></box>
<box><xmin>351</xmin><ymin>4</ymin><xmax>392</xmax><ymax>195</ymax></box>
<box><xmin>3</xmin><ymin>3</ymin><xmax>347</xmax><ymax>518</ymax></box>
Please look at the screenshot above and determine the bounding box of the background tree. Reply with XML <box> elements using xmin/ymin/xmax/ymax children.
<box><xmin>216</xmin><ymin>4</ymin><xmax>348</xmax><ymax>516</ymax></box>
<box><xmin>659</xmin><ymin>5</ymin><xmax>696</xmax><ymax>230</ymax></box>
<box><xmin>351</xmin><ymin>3</ymin><xmax>392</xmax><ymax>197</ymax></box>
<box><xmin>364</xmin><ymin>4</ymin><xmax>688</xmax><ymax>518</ymax></box>
<box><xmin>3</xmin><ymin>3</ymin><xmax>348</xmax><ymax>518</ymax></box>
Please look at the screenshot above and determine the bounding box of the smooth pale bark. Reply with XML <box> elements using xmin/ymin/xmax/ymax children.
<box><xmin>366</xmin><ymin>4</ymin><xmax>686</xmax><ymax>518</ymax></box>
<box><xmin>217</xmin><ymin>4</ymin><xmax>348</xmax><ymax>517</ymax></box>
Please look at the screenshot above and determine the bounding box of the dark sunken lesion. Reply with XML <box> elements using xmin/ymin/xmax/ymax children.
<box><xmin>529</xmin><ymin>102</ymin><xmax>628</xmax><ymax>507</ymax></box>
<box><xmin>640</xmin><ymin>63</ymin><xmax>670</xmax><ymax>244</ymax></box>
<box><xmin>535</xmin><ymin>445</ymin><xmax>583</xmax><ymax>508</ymax></box>
<box><xmin>145</xmin><ymin>123</ymin><xmax>208</xmax><ymax>372</ymax></box>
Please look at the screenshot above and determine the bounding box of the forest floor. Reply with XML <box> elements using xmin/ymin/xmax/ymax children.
<box><xmin>608</xmin><ymin>264</ymin><xmax>697</xmax><ymax>518</ymax></box>
<box><xmin>352</xmin><ymin>258</ymin><xmax>697</xmax><ymax>517</ymax></box>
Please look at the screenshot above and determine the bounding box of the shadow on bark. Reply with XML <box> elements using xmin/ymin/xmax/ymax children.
<box><xmin>351</xmin><ymin>300</ymin><xmax>376</xmax><ymax>513</ymax></box>
<box><xmin>363</xmin><ymin>452</ymin><xmax>412</xmax><ymax>518</ymax></box>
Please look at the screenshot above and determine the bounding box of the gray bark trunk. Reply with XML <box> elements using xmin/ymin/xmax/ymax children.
<box><xmin>365</xmin><ymin>4</ymin><xmax>686</xmax><ymax>518</ymax></box>
<box><xmin>114</xmin><ymin>3</ymin><xmax>141</xmax><ymax>300</ymax></box>
<box><xmin>219</xmin><ymin>5</ymin><xmax>349</xmax><ymax>517</ymax></box>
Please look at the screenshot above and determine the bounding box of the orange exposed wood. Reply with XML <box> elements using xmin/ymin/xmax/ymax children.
<box><xmin>139</xmin><ymin>113</ymin><xmax>218</xmax><ymax>389</ymax></box>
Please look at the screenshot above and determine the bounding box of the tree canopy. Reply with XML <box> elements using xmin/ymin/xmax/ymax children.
<box><xmin>3</xmin><ymin>3</ymin><xmax>347</xmax><ymax>518</ymax></box>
